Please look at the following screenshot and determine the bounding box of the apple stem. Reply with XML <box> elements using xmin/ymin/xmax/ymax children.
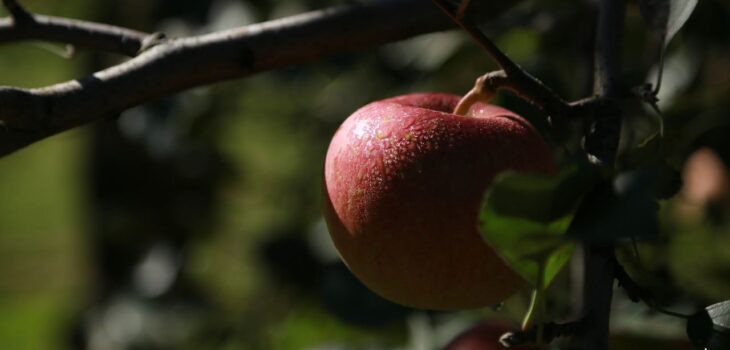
<box><xmin>453</xmin><ymin>76</ymin><xmax>496</xmax><ymax>116</ymax></box>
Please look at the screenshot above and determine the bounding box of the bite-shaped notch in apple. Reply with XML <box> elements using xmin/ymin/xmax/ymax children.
<box><xmin>323</xmin><ymin>93</ymin><xmax>555</xmax><ymax>310</ymax></box>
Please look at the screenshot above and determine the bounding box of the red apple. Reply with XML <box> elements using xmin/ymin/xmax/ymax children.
<box><xmin>323</xmin><ymin>93</ymin><xmax>555</xmax><ymax>310</ymax></box>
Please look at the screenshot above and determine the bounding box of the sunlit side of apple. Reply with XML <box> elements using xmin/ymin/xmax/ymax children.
<box><xmin>323</xmin><ymin>93</ymin><xmax>555</xmax><ymax>310</ymax></box>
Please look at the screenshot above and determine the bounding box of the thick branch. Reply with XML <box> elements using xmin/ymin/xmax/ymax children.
<box><xmin>593</xmin><ymin>0</ymin><xmax>625</xmax><ymax>98</ymax></box>
<box><xmin>585</xmin><ymin>0</ymin><xmax>625</xmax><ymax>166</ymax></box>
<box><xmin>0</xmin><ymin>0</ymin><xmax>521</xmax><ymax>157</ymax></box>
<box><xmin>580</xmin><ymin>0</ymin><xmax>626</xmax><ymax>349</ymax></box>
<box><xmin>580</xmin><ymin>245</ymin><xmax>617</xmax><ymax>350</ymax></box>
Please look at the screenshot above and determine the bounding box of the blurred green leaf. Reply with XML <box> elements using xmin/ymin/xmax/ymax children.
<box><xmin>484</xmin><ymin>160</ymin><xmax>602</xmax><ymax>222</ymax></box>
<box><xmin>664</xmin><ymin>0</ymin><xmax>699</xmax><ymax>46</ymax></box>
<box><xmin>687</xmin><ymin>309</ymin><xmax>714</xmax><ymax>349</ymax></box>
<box><xmin>708</xmin><ymin>300</ymin><xmax>730</xmax><ymax>331</ymax></box>
<box><xmin>568</xmin><ymin>165</ymin><xmax>667</xmax><ymax>242</ymax></box>
<box><xmin>480</xmin><ymin>201</ymin><xmax>574</xmax><ymax>289</ymax></box>
<box><xmin>618</xmin><ymin>102</ymin><xmax>663</xmax><ymax>169</ymax></box>
<box><xmin>707</xmin><ymin>333</ymin><xmax>730</xmax><ymax>350</ymax></box>
<box><xmin>706</xmin><ymin>300</ymin><xmax>730</xmax><ymax>350</ymax></box>
<box><xmin>637</xmin><ymin>0</ymin><xmax>698</xmax><ymax>48</ymax></box>
<box><xmin>479</xmin><ymin>161</ymin><xmax>600</xmax><ymax>288</ymax></box>
<box><xmin>686</xmin><ymin>301</ymin><xmax>730</xmax><ymax>350</ymax></box>
<box><xmin>669</xmin><ymin>226</ymin><xmax>730</xmax><ymax>301</ymax></box>
<box><xmin>637</xmin><ymin>0</ymin><xmax>698</xmax><ymax>101</ymax></box>
<box><xmin>619</xmin><ymin>153</ymin><xmax>682</xmax><ymax>200</ymax></box>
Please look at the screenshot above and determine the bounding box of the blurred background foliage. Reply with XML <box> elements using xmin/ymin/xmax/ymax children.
<box><xmin>0</xmin><ymin>0</ymin><xmax>727</xmax><ymax>349</ymax></box>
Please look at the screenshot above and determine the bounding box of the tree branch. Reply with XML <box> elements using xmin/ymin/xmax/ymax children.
<box><xmin>1</xmin><ymin>0</ymin><xmax>33</xmax><ymax>24</ymax></box>
<box><xmin>431</xmin><ymin>2</ymin><xmax>628</xmax><ymax>349</ymax></box>
<box><xmin>431</xmin><ymin>0</ymin><xmax>520</xmax><ymax>74</ymax></box>
<box><xmin>593</xmin><ymin>0</ymin><xmax>625</xmax><ymax>98</ymax></box>
<box><xmin>462</xmin><ymin>70</ymin><xmax>575</xmax><ymax>122</ymax></box>
<box><xmin>585</xmin><ymin>0</ymin><xmax>625</xmax><ymax>166</ymax></box>
<box><xmin>431</xmin><ymin>0</ymin><xmax>587</xmax><ymax>127</ymax></box>
<box><xmin>0</xmin><ymin>0</ymin><xmax>155</xmax><ymax>56</ymax></box>
<box><xmin>0</xmin><ymin>0</ymin><xmax>522</xmax><ymax>157</ymax></box>
<box><xmin>580</xmin><ymin>0</ymin><xmax>626</xmax><ymax>349</ymax></box>
<box><xmin>0</xmin><ymin>14</ymin><xmax>153</xmax><ymax>56</ymax></box>
<box><xmin>580</xmin><ymin>245</ymin><xmax>617</xmax><ymax>350</ymax></box>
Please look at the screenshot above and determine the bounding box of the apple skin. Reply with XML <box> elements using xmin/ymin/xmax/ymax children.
<box><xmin>323</xmin><ymin>93</ymin><xmax>555</xmax><ymax>310</ymax></box>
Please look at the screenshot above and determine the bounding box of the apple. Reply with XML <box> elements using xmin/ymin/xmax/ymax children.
<box><xmin>323</xmin><ymin>93</ymin><xmax>555</xmax><ymax>310</ymax></box>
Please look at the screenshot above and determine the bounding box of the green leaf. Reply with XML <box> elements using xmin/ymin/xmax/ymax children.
<box><xmin>687</xmin><ymin>309</ymin><xmax>714</xmax><ymax>349</ymax></box>
<box><xmin>480</xmin><ymin>207</ymin><xmax>574</xmax><ymax>289</ymax></box>
<box><xmin>669</xmin><ymin>226</ymin><xmax>730</xmax><ymax>301</ymax></box>
<box><xmin>665</xmin><ymin>0</ymin><xmax>699</xmax><ymax>47</ymax></box>
<box><xmin>618</xmin><ymin>100</ymin><xmax>663</xmax><ymax>169</ymax></box>
<box><xmin>687</xmin><ymin>302</ymin><xmax>730</xmax><ymax>350</ymax></box>
<box><xmin>485</xmin><ymin>160</ymin><xmax>602</xmax><ymax>222</ymax></box>
<box><xmin>637</xmin><ymin>0</ymin><xmax>698</xmax><ymax>48</ymax></box>
<box><xmin>637</xmin><ymin>0</ymin><xmax>698</xmax><ymax>97</ymax></box>
<box><xmin>706</xmin><ymin>301</ymin><xmax>730</xmax><ymax>350</ymax></box>
<box><xmin>707</xmin><ymin>301</ymin><xmax>730</xmax><ymax>332</ymax></box>
<box><xmin>478</xmin><ymin>161</ymin><xmax>600</xmax><ymax>289</ymax></box>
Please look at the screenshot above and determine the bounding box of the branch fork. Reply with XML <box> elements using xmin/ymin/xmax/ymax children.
<box><xmin>2</xmin><ymin>0</ymin><xmax>33</xmax><ymax>25</ymax></box>
<box><xmin>432</xmin><ymin>2</ymin><xmax>631</xmax><ymax>350</ymax></box>
<box><xmin>432</xmin><ymin>0</ymin><xmax>604</xmax><ymax>133</ymax></box>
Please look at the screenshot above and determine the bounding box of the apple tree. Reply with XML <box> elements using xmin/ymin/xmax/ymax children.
<box><xmin>0</xmin><ymin>0</ymin><xmax>727</xmax><ymax>349</ymax></box>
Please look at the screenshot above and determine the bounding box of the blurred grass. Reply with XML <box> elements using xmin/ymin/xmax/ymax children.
<box><xmin>0</xmin><ymin>5</ymin><xmax>91</xmax><ymax>344</ymax></box>
<box><xmin>269</xmin><ymin>303</ymin><xmax>406</xmax><ymax>350</ymax></box>
<box><xmin>0</xmin><ymin>129</ymin><xmax>88</xmax><ymax>349</ymax></box>
<box><xmin>0</xmin><ymin>295</ymin><xmax>76</xmax><ymax>349</ymax></box>
<box><xmin>0</xmin><ymin>0</ymin><xmax>103</xmax><ymax>346</ymax></box>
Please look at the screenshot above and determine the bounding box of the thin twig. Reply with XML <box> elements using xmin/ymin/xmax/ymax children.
<box><xmin>615</xmin><ymin>258</ymin><xmax>692</xmax><ymax>319</ymax></box>
<box><xmin>614</xmin><ymin>258</ymin><xmax>652</xmax><ymax>303</ymax></box>
<box><xmin>431</xmin><ymin>0</ymin><xmax>518</xmax><ymax>73</ymax></box>
<box><xmin>2</xmin><ymin>0</ymin><xmax>33</xmax><ymax>24</ymax></box>
<box><xmin>652</xmin><ymin>49</ymin><xmax>665</xmax><ymax>94</ymax></box>
<box><xmin>0</xmin><ymin>13</ymin><xmax>151</xmax><ymax>56</ymax></box>
<box><xmin>431</xmin><ymin>0</ymin><xmax>575</xmax><ymax>123</ymax></box>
